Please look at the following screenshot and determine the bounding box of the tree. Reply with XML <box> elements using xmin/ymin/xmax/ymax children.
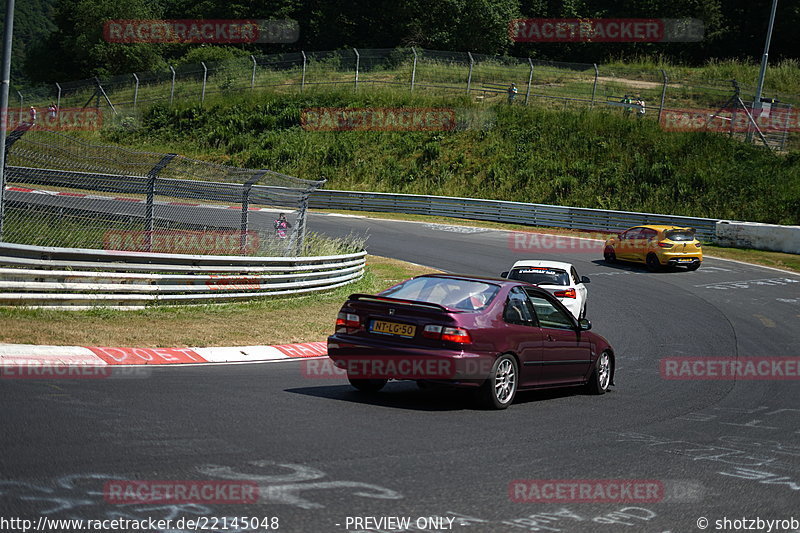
<box><xmin>403</xmin><ymin>0</ymin><xmax>520</xmax><ymax>54</ymax></box>
<box><xmin>24</xmin><ymin>0</ymin><xmax>166</xmax><ymax>82</ymax></box>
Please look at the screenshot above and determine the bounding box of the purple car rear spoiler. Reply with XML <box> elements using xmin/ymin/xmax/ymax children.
<box><xmin>347</xmin><ymin>294</ymin><xmax>452</xmax><ymax>313</ymax></box>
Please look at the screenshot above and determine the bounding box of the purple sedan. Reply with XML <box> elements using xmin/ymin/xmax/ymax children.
<box><xmin>327</xmin><ymin>274</ymin><xmax>615</xmax><ymax>409</ymax></box>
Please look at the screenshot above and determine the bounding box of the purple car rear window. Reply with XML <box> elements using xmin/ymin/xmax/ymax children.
<box><xmin>381</xmin><ymin>277</ymin><xmax>500</xmax><ymax>311</ymax></box>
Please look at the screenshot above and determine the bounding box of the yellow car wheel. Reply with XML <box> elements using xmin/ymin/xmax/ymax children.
<box><xmin>646</xmin><ymin>253</ymin><xmax>662</xmax><ymax>272</ymax></box>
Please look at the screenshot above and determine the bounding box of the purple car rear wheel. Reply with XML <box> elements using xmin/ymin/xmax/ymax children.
<box><xmin>479</xmin><ymin>354</ymin><xmax>518</xmax><ymax>410</ymax></box>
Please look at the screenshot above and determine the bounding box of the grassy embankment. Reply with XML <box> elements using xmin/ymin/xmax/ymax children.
<box><xmin>98</xmin><ymin>88</ymin><xmax>800</xmax><ymax>225</ymax></box>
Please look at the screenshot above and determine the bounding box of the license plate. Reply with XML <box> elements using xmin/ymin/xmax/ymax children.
<box><xmin>371</xmin><ymin>320</ymin><xmax>416</xmax><ymax>338</ymax></box>
<box><xmin>678</xmin><ymin>258</ymin><xmax>694</xmax><ymax>262</ymax></box>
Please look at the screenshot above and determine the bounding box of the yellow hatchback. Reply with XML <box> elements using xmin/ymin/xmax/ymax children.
<box><xmin>603</xmin><ymin>225</ymin><xmax>703</xmax><ymax>271</ymax></box>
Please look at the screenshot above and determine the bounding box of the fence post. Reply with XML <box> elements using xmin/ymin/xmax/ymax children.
<box><xmin>301</xmin><ymin>51</ymin><xmax>306</xmax><ymax>91</ymax></box>
<box><xmin>353</xmin><ymin>48</ymin><xmax>360</xmax><ymax>91</ymax></box>
<box><xmin>55</xmin><ymin>82</ymin><xmax>61</xmax><ymax>111</ymax></box>
<box><xmin>251</xmin><ymin>55</ymin><xmax>257</xmax><ymax>90</ymax></box>
<box><xmin>0</xmin><ymin>0</ymin><xmax>14</xmax><ymax>241</ymax></box>
<box><xmin>87</xmin><ymin>77</ymin><xmax>117</xmax><ymax>115</ymax></box>
<box><xmin>466</xmin><ymin>52</ymin><xmax>474</xmax><ymax>95</ymax></box>
<box><xmin>241</xmin><ymin>173</ymin><xmax>262</xmax><ymax>255</ymax></box>
<box><xmin>294</xmin><ymin>193</ymin><xmax>310</xmax><ymax>256</ymax></box>
<box><xmin>410</xmin><ymin>47</ymin><xmax>417</xmax><ymax>91</ymax></box>
<box><xmin>591</xmin><ymin>64</ymin><xmax>598</xmax><ymax>108</ymax></box>
<box><xmin>17</xmin><ymin>90</ymin><xmax>23</xmax><ymax>124</ymax></box>
<box><xmin>144</xmin><ymin>153</ymin><xmax>178</xmax><ymax>252</ymax></box>
<box><xmin>200</xmin><ymin>62</ymin><xmax>207</xmax><ymax>104</ymax></box>
<box><xmin>132</xmin><ymin>73</ymin><xmax>139</xmax><ymax>112</ymax></box>
<box><xmin>0</xmin><ymin>126</ymin><xmax>33</xmax><ymax>241</ymax></box>
<box><xmin>658</xmin><ymin>69</ymin><xmax>668</xmax><ymax>122</ymax></box>
<box><xmin>169</xmin><ymin>66</ymin><xmax>176</xmax><ymax>106</ymax></box>
<box><xmin>525</xmin><ymin>58</ymin><xmax>533</xmax><ymax>105</ymax></box>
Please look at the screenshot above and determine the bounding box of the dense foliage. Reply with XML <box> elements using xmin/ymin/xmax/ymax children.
<box><xmin>6</xmin><ymin>0</ymin><xmax>799</xmax><ymax>83</ymax></box>
<box><xmin>103</xmin><ymin>89</ymin><xmax>800</xmax><ymax>225</ymax></box>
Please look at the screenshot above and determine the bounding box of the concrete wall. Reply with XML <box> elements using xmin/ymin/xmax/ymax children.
<box><xmin>716</xmin><ymin>221</ymin><xmax>800</xmax><ymax>255</ymax></box>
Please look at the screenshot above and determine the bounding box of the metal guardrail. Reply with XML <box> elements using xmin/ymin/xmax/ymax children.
<box><xmin>308</xmin><ymin>190</ymin><xmax>720</xmax><ymax>240</ymax></box>
<box><xmin>7</xmin><ymin>165</ymin><xmax>305</xmax><ymax>207</ymax></box>
<box><xmin>2</xmin><ymin>129</ymin><xmax>325</xmax><ymax>254</ymax></box>
<box><xmin>5</xmin><ymin>166</ymin><xmax>721</xmax><ymax>239</ymax></box>
<box><xmin>0</xmin><ymin>242</ymin><xmax>366</xmax><ymax>308</ymax></box>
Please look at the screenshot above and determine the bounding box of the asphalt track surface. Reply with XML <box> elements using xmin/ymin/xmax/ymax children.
<box><xmin>2</xmin><ymin>199</ymin><xmax>799</xmax><ymax>533</ymax></box>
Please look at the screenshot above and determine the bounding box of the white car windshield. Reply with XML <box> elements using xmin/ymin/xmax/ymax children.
<box><xmin>509</xmin><ymin>268</ymin><xmax>570</xmax><ymax>286</ymax></box>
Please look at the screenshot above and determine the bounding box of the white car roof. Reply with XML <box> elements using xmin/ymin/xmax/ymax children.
<box><xmin>510</xmin><ymin>260</ymin><xmax>574</xmax><ymax>271</ymax></box>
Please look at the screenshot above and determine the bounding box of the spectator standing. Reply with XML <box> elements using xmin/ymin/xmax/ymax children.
<box><xmin>507</xmin><ymin>83</ymin><xmax>518</xmax><ymax>104</ymax></box>
<box><xmin>622</xmin><ymin>95</ymin><xmax>633</xmax><ymax>116</ymax></box>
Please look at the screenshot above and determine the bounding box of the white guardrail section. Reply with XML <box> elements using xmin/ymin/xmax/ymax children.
<box><xmin>0</xmin><ymin>243</ymin><xmax>366</xmax><ymax>308</ymax></box>
<box><xmin>308</xmin><ymin>190</ymin><xmax>721</xmax><ymax>240</ymax></box>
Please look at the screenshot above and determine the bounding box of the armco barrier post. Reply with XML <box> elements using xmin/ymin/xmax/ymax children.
<box><xmin>591</xmin><ymin>64</ymin><xmax>598</xmax><ymax>108</ymax></box>
<box><xmin>251</xmin><ymin>55</ymin><xmax>257</xmax><ymax>90</ymax></box>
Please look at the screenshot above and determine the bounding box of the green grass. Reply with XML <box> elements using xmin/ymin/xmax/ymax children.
<box><xmin>604</xmin><ymin>56</ymin><xmax>800</xmax><ymax>95</ymax></box>
<box><xmin>27</xmin><ymin>52</ymin><xmax>800</xmax><ymax>123</ymax></box>
<box><xmin>2</xmin><ymin>206</ymin><xmax>366</xmax><ymax>256</ymax></box>
<box><xmin>94</xmin><ymin>88</ymin><xmax>800</xmax><ymax>225</ymax></box>
<box><xmin>0</xmin><ymin>255</ymin><xmax>436</xmax><ymax>347</ymax></box>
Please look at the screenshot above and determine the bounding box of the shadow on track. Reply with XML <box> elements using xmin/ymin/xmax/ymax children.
<box><xmin>285</xmin><ymin>381</ymin><xmax>605</xmax><ymax>411</ymax></box>
<box><xmin>590</xmin><ymin>259</ymin><xmax>688</xmax><ymax>274</ymax></box>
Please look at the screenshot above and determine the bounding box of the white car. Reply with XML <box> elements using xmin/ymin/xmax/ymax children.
<box><xmin>501</xmin><ymin>260</ymin><xmax>589</xmax><ymax>319</ymax></box>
